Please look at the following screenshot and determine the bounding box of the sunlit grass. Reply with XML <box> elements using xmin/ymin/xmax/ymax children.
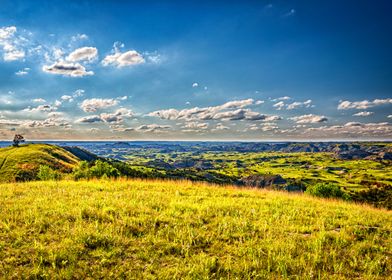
<box><xmin>0</xmin><ymin>179</ymin><xmax>390</xmax><ymax>279</ymax></box>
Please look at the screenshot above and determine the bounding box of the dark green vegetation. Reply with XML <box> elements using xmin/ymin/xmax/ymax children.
<box><xmin>0</xmin><ymin>180</ymin><xmax>391</xmax><ymax>279</ymax></box>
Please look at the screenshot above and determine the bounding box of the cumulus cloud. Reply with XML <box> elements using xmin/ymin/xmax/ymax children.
<box><xmin>76</xmin><ymin>108</ymin><xmax>133</xmax><ymax>124</ymax></box>
<box><xmin>273</xmin><ymin>99</ymin><xmax>312</xmax><ymax>110</ymax></box>
<box><xmin>182</xmin><ymin>122</ymin><xmax>208</xmax><ymax>130</ymax></box>
<box><xmin>136</xmin><ymin>124</ymin><xmax>171</xmax><ymax>132</ymax></box>
<box><xmin>286</xmin><ymin>100</ymin><xmax>312</xmax><ymax>110</ymax></box>
<box><xmin>42</xmin><ymin>61</ymin><xmax>94</xmax><ymax>77</ymax></box>
<box><xmin>61</xmin><ymin>95</ymin><xmax>73</xmax><ymax>102</ymax></box>
<box><xmin>148</xmin><ymin>99</ymin><xmax>278</xmax><ymax>122</ymax></box>
<box><xmin>0</xmin><ymin>26</ymin><xmax>26</xmax><ymax>61</ymax></box>
<box><xmin>338</xmin><ymin>98</ymin><xmax>392</xmax><ymax>110</ymax></box>
<box><xmin>23</xmin><ymin>104</ymin><xmax>57</xmax><ymax>113</ymax></box>
<box><xmin>102</xmin><ymin>49</ymin><xmax>144</xmax><ymax>67</ymax></box>
<box><xmin>353</xmin><ymin>111</ymin><xmax>373</xmax><ymax>117</ymax></box>
<box><xmin>100</xmin><ymin>108</ymin><xmax>133</xmax><ymax>123</ymax></box>
<box><xmin>290</xmin><ymin>114</ymin><xmax>328</xmax><ymax>124</ymax></box>
<box><xmin>71</xmin><ymin>34</ymin><xmax>88</xmax><ymax>42</ymax></box>
<box><xmin>21</xmin><ymin>118</ymin><xmax>70</xmax><ymax>128</ymax></box>
<box><xmin>66</xmin><ymin>47</ymin><xmax>98</xmax><ymax>62</ymax></box>
<box><xmin>273</xmin><ymin>101</ymin><xmax>285</xmax><ymax>110</ymax></box>
<box><xmin>213</xmin><ymin>123</ymin><xmax>229</xmax><ymax>131</ymax></box>
<box><xmin>306</xmin><ymin>122</ymin><xmax>392</xmax><ymax>138</ymax></box>
<box><xmin>272</xmin><ymin>96</ymin><xmax>291</xmax><ymax>101</ymax></box>
<box><xmin>76</xmin><ymin>115</ymin><xmax>103</xmax><ymax>123</ymax></box>
<box><xmin>80</xmin><ymin>98</ymin><xmax>118</xmax><ymax>112</ymax></box>
<box><xmin>247</xmin><ymin>123</ymin><xmax>279</xmax><ymax>132</ymax></box>
<box><xmin>15</xmin><ymin>67</ymin><xmax>30</xmax><ymax>76</ymax></box>
<box><xmin>32</xmin><ymin>98</ymin><xmax>46</xmax><ymax>103</ymax></box>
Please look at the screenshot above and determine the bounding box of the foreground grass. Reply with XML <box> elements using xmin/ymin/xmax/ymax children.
<box><xmin>0</xmin><ymin>179</ymin><xmax>391</xmax><ymax>279</ymax></box>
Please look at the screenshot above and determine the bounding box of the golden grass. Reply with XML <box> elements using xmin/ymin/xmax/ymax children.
<box><xmin>0</xmin><ymin>179</ymin><xmax>391</xmax><ymax>279</ymax></box>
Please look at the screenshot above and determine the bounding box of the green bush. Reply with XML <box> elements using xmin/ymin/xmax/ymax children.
<box><xmin>72</xmin><ymin>161</ymin><xmax>90</xmax><ymax>180</ymax></box>
<box><xmin>72</xmin><ymin>160</ymin><xmax>120</xmax><ymax>180</ymax></box>
<box><xmin>37</xmin><ymin>165</ymin><xmax>61</xmax><ymax>181</ymax></box>
<box><xmin>305</xmin><ymin>183</ymin><xmax>349</xmax><ymax>200</ymax></box>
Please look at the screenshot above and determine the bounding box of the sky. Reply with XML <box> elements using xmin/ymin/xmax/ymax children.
<box><xmin>0</xmin><ymin>0</ymin><xmax>391</xmax><ymax>141</ymax></box>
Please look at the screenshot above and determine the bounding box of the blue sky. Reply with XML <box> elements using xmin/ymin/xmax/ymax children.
<box><xmin>0</xmin><ymin>0</ymin><xmax>391</xmax><ymax>140</ymax></box>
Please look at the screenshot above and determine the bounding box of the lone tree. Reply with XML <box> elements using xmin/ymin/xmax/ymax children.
<box><xmin>13</xmin><ymin>134</ymin><xmax>25</xmax><ymax>147</ymax></box>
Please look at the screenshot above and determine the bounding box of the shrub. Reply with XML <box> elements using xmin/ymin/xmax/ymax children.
<box><xmin>37</xmin><ymin>165</ymin><xmax>61</xmax><ymax>181</ymax></box>
<box><xmin>72</xmin><ymin>161</ymin><xmax>90</xmax><ymax>180</ymax></box>
<box><xmin>72</xmin><ymin>160</ymin><xmax>120</xmax><ymax>180</ymax></box>
<box><xmin>305</xmin><ymin>183</ymin><xmax>349</xmax><ymax>200</ymax></box>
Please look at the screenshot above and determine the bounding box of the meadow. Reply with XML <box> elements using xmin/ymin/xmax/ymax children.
<box><xmin>0</xmin><ymin>179</ymin><xmax>391</xmax><ymax>279</ymax></box>
<box><xmin>122</xmin><ymin>150</ymin><xmax>392</xmax><ymax>191</ymax></box>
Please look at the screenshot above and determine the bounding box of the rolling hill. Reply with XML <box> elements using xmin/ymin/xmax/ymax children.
<box><xmin>0</xmin><ymin>179</ymin><xmax>390</xmax><ymax>279</ymax></box>
<box><xmin>0</xmin><ymin>144</ymin><xmax>81</xmax><ymax>182</ymax></box>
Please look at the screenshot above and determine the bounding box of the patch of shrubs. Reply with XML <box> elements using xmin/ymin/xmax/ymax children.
<box><xmin>305</xmin><ymin>183</ymin><xmax>350</xmax><ymax>200</ymax></box>
<box><xmin>72</xmin><ymin>160</ymin><xmax>120</xmax><ymax>180</ymax></box>
<box><xmin>349</xmin><ymin>183</ymin><xmax>392</xmax><ymax>210</ymax></box>
<box><xmin>37</xmin><ymin>165</ymin><xmax>62</xmax><ymax>181</ymax></box>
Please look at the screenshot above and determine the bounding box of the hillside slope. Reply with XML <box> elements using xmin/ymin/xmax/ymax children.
<box><xmin>0</xmin><ymin>144</ymin><xmax>80</xmax><ymax>182</ymax></box>
<box><xmin>0</xmin><ymin>179</ymin><xmax>390</xmax><ymax>279</ymax></box>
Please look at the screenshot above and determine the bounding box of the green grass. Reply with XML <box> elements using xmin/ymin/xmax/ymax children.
<box><xmin>0</xmin><ymin>144</ymin><xmax>80</xmax><ymax>182</ymax></box>
<box><xmin>0</xmin><ymin>179</ymin><xmax>391</xmax><ymax>279</ymax></box>
<box><xmin>124</xmin><ymin>150</ymin><xmax>392</xmax><ymax>190</ymax></box>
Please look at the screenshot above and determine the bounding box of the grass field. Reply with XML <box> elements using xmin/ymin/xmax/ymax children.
<box><xmin>0</xmin><ymin>144</ymin><xmax>79</xmax><ymax>182</ymax></box>
<box><xmin>0</xmin><ymin>179</ymin><xmax>391</xmax><ymax>279</ymax></box>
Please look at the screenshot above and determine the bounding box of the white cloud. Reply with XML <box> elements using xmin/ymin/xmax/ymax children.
<box><xmin>76</xmin><ymin>108</ymin><xmax>133</xmax><ymax>124</ymax></box>
<box><xmin>4</xmin><ymin>49</ymin><xmax>25</xmax><ymax>61</ymax></box>
<box><xmin>61</xmin><ymin>95</ymin><xmax>73</xmax><ymax>102</ymax></box>
<box><xmin>76</xmin><ymin>115</ymin><xmax>103</xmax><ymax>123</ymax></box>
<box><xmin>71</xmin><ymin>34</ymin><xmax>88</xmax><ymax>41</ymax></box>
<box><xmin>214</xmin><ymin>123</ymin><xmax>229</xmax><ymax>131</ymax></box>
<box><xmin>192</xmin><ymin>82</ymin><xmax>199</xmax><ymax>88</ymax></box>
<box><xmin>272</xmin><ymin>96</ymin><xmax>291</xmax><ymax>102</ymax></box>
<box><xmin>100</xmin><ymin>108</ymin><xmax>133</xmax><ymax>123</ymax></box>
<box><xmin>289</xmin><ymin>114</ymin><xmax>328</xmax><ymax>124</ymax></box>
<box><xmin>273</xmin><ymin>101</ymin><xmax>285</xmax><ymax>110</ymax></box>
<box><xmin>102</xmin><ymin>49</ymin><xmax>145</xmax><ymax>67</ymax></box>
<box><xmin>286</xmin><ymin>99</ymin><xmax>312</xmax><ymax>110</ymax></box>
<box><xmin>353</xmin><ymin>111</ymin><xmax>373</xmax><ymax>117</ymax></box>
<box><xmin>0</xmin><ymin>26</ymin><xmax>26</xmax><ymax>61</ymax></box>
<box><xmin>80</xmin><ymin>98</ymin><xmax>119</xmax><ymax>112</ymax></box>
<box><xmin>42</xmin><ymin>61</ymin><xmax>94</xmax><ymax>77</ymax></box>
<box><xmin>15</xmin><ymin>67</ymin><xmax>30</xmax><ymax>76</ymax></box>
<box><xmin>32</xmin><ymin>98</ymin><xmax>46</xmax><ymax>103</ymax></box>
<box><xmin>148</xmin><ymin>99</ymin><xmax>278</xmax><ymax>122</ymax></box>
<box><xmin>338</xmin><ymin>98</ymin><xmax>392</xmax><ymax>110</ymax></box>
<box><xmin>23</xmin><ymin>104</ymin><xmax>57</xmax><ymax>113</ymax></box>
<box><xmin>73</xmin><ymin>89</ymin><xmax>84</xmax><ymax>97</ymax></box>
<box><xmin>136</xmin><ymin>124</ymin><xmax>171</xmax><ymax>132</ymax></box>
<box><xmin>306</xmin><ymin>122</ymin><xmax>391</xmax><ymax>138</ymax></box>
<box><xmin>183</xmin><ymin>122</ymin><xmax>208</xmax><ymax>130</ymax></box>
<box><xmin>66</xmin><ymin>47</ymin><xmax>98</xmax><ymax>62</ymax></box>
<box><xmin>21</xmin><ymin>118</ymin><xmax>70</xmax><ymax>128</ymax></box>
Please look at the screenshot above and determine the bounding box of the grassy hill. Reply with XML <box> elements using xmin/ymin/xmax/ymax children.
<box><xmin>0</xmin><ymin>144</ymin><xmax>80</xmax><ymax>182</ymax></box>
<box><xmin>0</xmin><ymin>179</ymin><xmax>390</xmax><ymax>279</ymax></box>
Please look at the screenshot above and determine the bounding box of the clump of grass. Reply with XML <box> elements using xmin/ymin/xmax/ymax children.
<box><xmin>0</xmin><ymin>179</ymin><xmax>390</xmax><ymax>279</ymax></box>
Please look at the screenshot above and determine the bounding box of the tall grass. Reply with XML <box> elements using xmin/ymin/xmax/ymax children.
<box><xmin>0</xmin><ymin>179</ymin><xmax>391</xmax><ymax>279</ymax></box>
